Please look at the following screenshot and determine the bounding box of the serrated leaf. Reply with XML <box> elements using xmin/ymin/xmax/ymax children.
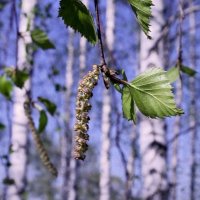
<box><xmin>38</xmin><ymin>97</ymin><xmax>57</xmax><ymax>116</ymax></box>
<box><xmin>0</xmin><ymin>76</ymin><xmax>13</xmax><ymax>99</ymax></box>
<box><xmin>59</xmin><ymin>0</ymin><xmax>97</xmax><ymax>44</ymax></box>
<box><xmin>128</xmin><ymin>0</ymin><xmax>153</xmax><ymax>38</ymax></box>
<box><xmin>31</xmin><ymin>29</ymin><xmax>55</xmax><ymax>49</ymax></box>
<box><xmin>0</xmin><ymin>123</ymin><xmax>5</xmax><ymax>130</ymax></box>
<box><xmin>129</xmin><ymin>68</ymin><xmax>183</xmax><ymax>118</ymax></box>
<box><xmin>6</xmin><ymin>68</ymin><xmax>29</xmax><ymax>88</ymax></box>
<box><xmin>38</xmin><ymin>110</ymin><xmax>48</xmax><ymax>133</ymax></box>
<box><xmin>166</xmin><ymin>67</ymin><xmax>179</xmax><ymax>83</ymax></box>
<box><xmin>122</xmin><ymin>85</ymin><xmax>136</xmax><ymax>123</ymax></box>
<box><xmin>181</xmin><ymin>65</ymin><xmax>197</xmax><ymax>77</ymax></box>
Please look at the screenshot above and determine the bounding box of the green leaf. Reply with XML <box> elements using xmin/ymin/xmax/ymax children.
<box><xmin>0</xmin><ymin>76</ymin><xmax>13</xmax><ymax>99</ymax></box>
<box><xmin>0</xmin><ymin>123</ymin><xmax>5</xmax><ymax>130</ymax></box>
<box><xmin>38</xmin><ymin>97</ymin><xmax>57</xmax><ymax>116</ymax></box>
<box><xmin>181</xmin><ymin>65</ymin><xmax>197</xmax><ymax>77</ymax></box>
<box><xmin>59</xmin><ymin>0</ymin><xmax>97</xmax><ymax>44</ymax></box>
<box><xmin>0</xmin><ymin>1</ymin><xmax>8</xmax><ymax>11</ymax></box>
<box><xmin>5</xmin><ymin>68</ymin><xmax>29</xmax><ymax>88</ymax></box>
<box><xmin>38</xmin><ymin>110</ymin><xmax>48</xmax><ymax>133</ymax></box>
<box><xmin>166</xmin><ymin>67</ymin><xmax>179</xmax><ymax>83</ymax></box>
<box><xmin>128</xmin><ymin>0</ymin><xmax>153</xmax><ymax>38</ymax></box>
<box><xmin>113</xmin><ymin>83</ymin><xmax>122</xmax><ymax>93</ymax></box>
<box><xmin>121</xmin><ymin>69</ymin><xmax>128</xmax><ymax>81</ymax></box>
<box><xmin>129</xmin><ymin>68</ymin><xmax>183</xmax><ymax>118</ymax></box>
<box><xmin>31</xmin><ymin>29</ymin><xmax>55</xmax><ymax>49</ymax></box>
<box><xmin>3</xmin><ymin>178</ymin><xmax>15</xmax><ymax>185</ymax></box>
<box><xmin>122</xmin><ymin>85</ymin><xmax>136</xmax><ymax>123</ymax></box>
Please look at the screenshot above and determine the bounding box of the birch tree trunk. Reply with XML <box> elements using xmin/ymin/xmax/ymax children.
<box><xmin>7</xmin><ymin>1</ymin><xmax>36</xmax><ymax>200</ymax></box>
<box><xmin>170</xmin><ymin>2</ymin><xmax>185</xmax><ymax>199</ymax></box>
<box><xmin>125</xmin><ymin>129</ymin><xmax>136</xmax><ymax>199</ymax></box>
<box><xmin>61</xmin><ymin>28</ymin><xmax>74</xmax><ymax>200</ymax></box>
<box><xmin>189</xmin><ymin>1</ymin><xmax>197</xmax><ymax>199</ymax></box>
<box><xmin>99</xmin><ymin>0</ymin><xmax>115</xmax><ymax>199</ymax></box>
<box><xmin>139</xmin><ymin>1</ymin><xmax>168</xmax><ymax>199</ymax></box>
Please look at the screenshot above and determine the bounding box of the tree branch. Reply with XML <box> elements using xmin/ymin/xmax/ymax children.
<box><xmin>94</xmin><ymin>0</ymin><xmax>106</xmax><ymax>66</ymax></box>
<box><xmin>149</xmin><ymin>5</ymin><xmax>200</xmax><ymax>53</ymax></box>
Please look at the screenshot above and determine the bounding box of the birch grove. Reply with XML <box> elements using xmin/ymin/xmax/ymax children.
<box><xmin>0</xmin><ymin>0</ymin><xmax>200</xmax><ymax>200</ymax></box>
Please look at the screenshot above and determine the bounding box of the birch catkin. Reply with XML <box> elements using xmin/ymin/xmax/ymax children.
<box><xmin>73</xmin><ymin>65</ymin><xmax>100</xmax><ymax>160</ymax></box>
<box><xmin>24</xmin><ymin>101</ymin><xmax>58</xmax><ymax>177</ymax></box>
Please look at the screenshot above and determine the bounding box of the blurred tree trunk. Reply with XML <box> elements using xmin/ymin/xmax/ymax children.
<box><xmin>125</xmin><ymin>129</ymin><xmax>136</xmax><ymax>200</ymax></box>
<box><xmin>68</xmin><ymin>1</ymin><xmax>89</xmax><ymax>199</ymax></box>
<box><xmin>170</xmin><ymin>74</ymin><xmax>182</xmax><ymax>200</ymax></box>
<box><xmin>99</xmin><ymin>0</ymin><xmax>115</xmax><ymax>200</ymax></box>
<box><xmin>170</xmin><ymin>2</ymin><xmax>184</xmax><ymax>200</ymax></box>
<box><xmin>7</xmin><ymin>0</ymin><xmax>37</xmax><ymax>199</ymax></box>
<box><xmin>139</xmin><ymin>1</ymin><xmax>168</xmax><ymax>199</ymax></box>
<box><xmin>61</xmin><ymin>28</ymin><xmax>74</xmax><ymax>200</ymax></box>
<box><xmin>189</xmin><ymin>0</ymin><xmax>197</xmax><ymax>199</ymax></box>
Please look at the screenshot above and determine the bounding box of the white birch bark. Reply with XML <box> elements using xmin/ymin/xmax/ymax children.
<box><xmin>60</xmin><ymin>28</ymin><xmax>74</xmax><ymax>200</ymax></box>
<box><xmin>99</xmin><ymin>0</ymin><xmax>115</xmax><ymax>200</ymax></box>
<box><xmin>100</xmin><ymin>89</ymin><xmax>111</xmax><ymax>200</ymax></box>
<box><xmin>139</xmin><ymin>1</ymin><xmax>167</xmax><ymax>199</ymax></box>
<box><xmin>79</xmin><ymin>0</ymin><xmax>88</xmax><ymax>78</ymax></box>
<box><xmin>170</xmin><ymin>79</ymin><xmax>182</xmax><ymax>200</ymax></box>
<box><xmin>7</xmin><ymin>1</ymin><xmax>37</xmax><ymax>200</ymax></box>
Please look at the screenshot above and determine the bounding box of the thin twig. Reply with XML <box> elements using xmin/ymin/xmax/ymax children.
<box><xmin>94</xmin><ymin>0</ymin><xmax>106</xmax><ymax>65</ymax></box>
<box><xmin>12</xmin><ymin>0</ymin><xmax>19</xmax><ymax>69</ymax></box>
<box><xmin>115</xmin><ymin>113</ymin><xmax>129</xmax><ymax>185</ymax></box>
<box><xmin>94</xmin><ymin>0</ymin><xmax>130</xmax><ymax>88</ymax></box>
<box><xmin>177</xmin><ymin>0</ymin><xmax>184</xmax><ymax>68</ymax></box>
<box><xmin>149</xmin><ymin>5</ymin><xmax>200</xmax><ymax>53</ymax></box>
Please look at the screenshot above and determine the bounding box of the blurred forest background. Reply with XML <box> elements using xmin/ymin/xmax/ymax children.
<box><xmin>0</xmin><ymin>0</ymin><xmax>200</xmax><ymax>200</ymax></box>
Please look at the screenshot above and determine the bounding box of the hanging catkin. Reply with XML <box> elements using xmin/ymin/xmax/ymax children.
<box><xmin>73</xmin><ymin>65</ymin><xmax>100</xmax><ymax>160</ymax></box>
<box><xmin>24</xmin><ymin>101</ymin><xmax>58</xmax><ymax>177</ymax></box>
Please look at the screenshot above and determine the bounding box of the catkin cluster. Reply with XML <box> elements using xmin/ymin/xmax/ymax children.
<box><xmin>74</xmin><ymin>65</ymin><xmax>100</xmax><ymax>160</ymax></box>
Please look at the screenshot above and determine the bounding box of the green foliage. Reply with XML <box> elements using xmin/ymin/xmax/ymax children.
<box><xmin>59</xmin><ymin>0</ymin><xmax>97</xmax><ymax>44</ymax></box>
<box><xmin>0</xmin><ymin>1</ymin><xmax>8</xmax><ymax>11</ymax></box>
<box><xmin>5</xmin><ymin>68</ymin><xmax>29</xmax><ymax>88</ymax></box>
<box><xmin>113</xmin><ymin>83</ymin><xmax>122</xmax><ymax>93</ymax></box>
<box><xmin>38</xmin><ymin>110</ymin><xmax>48</xmax><ymax>133</ymax></box>
<box><xmin>31</xmin><ymin>29</ymin><xmax>55</xmax><ymax>49</ymax></box>
<box><xmin>122</xmin><ymin>68</ymin><xmax>183</xmax><ymax>120</ymax></box>
<box><xmin>128</xmin><ymin>0</ymin><xmax>153</xmax><ymax>38</ymax></box>
<box><xmin>3</xmin><ymin>177</ymin><xmax>15</xmax><ymax>185</ymax></box>
<box><xmin>38</xmin><ymin>97</ymin><xmax>57</xmax><ymax>116</ymax></box>
<box><xmin>112</xmin><ymin>70</ymin><xmax>127</xmax><ymax>93</ymax></box>
<box><xmin>54</xmin><ymin>83</ymin><xmax>66</xmax><ymax>92</ymax></box>
<box><xmin>0</xmin><ymin>76</ymin><xmax>13</xmax><ymax>99</ymax></box>
<box><xmin>122</xmin><ymin>86</ymin><xmax>136</xmax><ymax>123</ymax></box>
<box><xmin>0</xmin><ymin>122</ymin><xmax>5</xmax><ymax>130</ymax></box>
<box><xmin>166</xmin><ymin>65</ymin><xmax>197</xmax><ymax>83</ymax></box>
<box><xmin>166</xmin><ymin>67</ymin><xmax>179</xmax><ymax>83</ymax></box>
<box><xmin>181</xmin><ymin>65</ymin><xmax>197</xmax><ymax>76</ymax></box>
